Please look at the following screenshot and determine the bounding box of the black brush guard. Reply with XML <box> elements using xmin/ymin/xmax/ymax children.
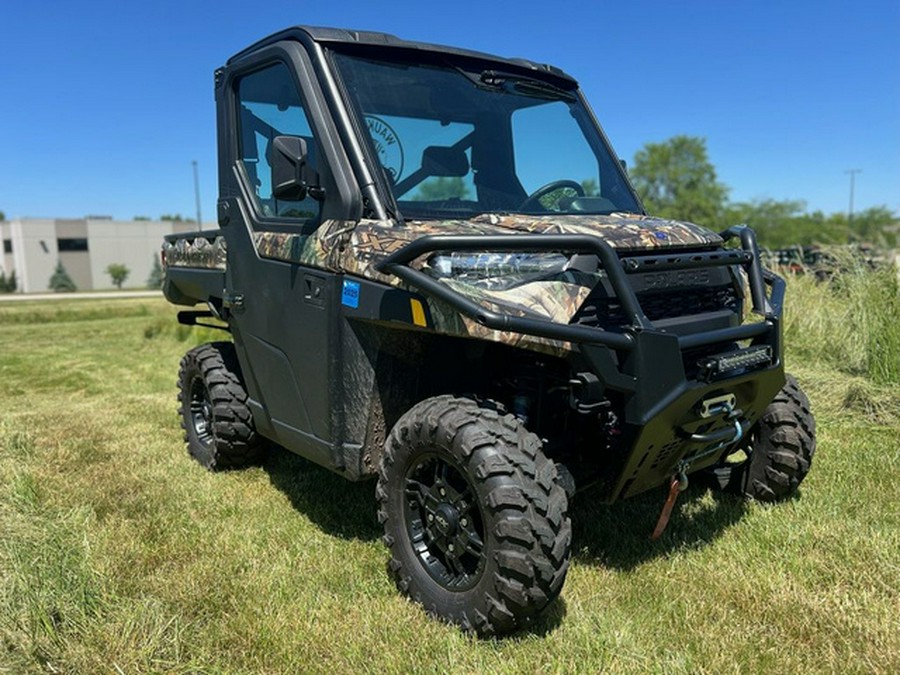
<box><xmin>375</xmin><ymin>225</ymin><xmax>787</xmax><ymax>502</ymax></box>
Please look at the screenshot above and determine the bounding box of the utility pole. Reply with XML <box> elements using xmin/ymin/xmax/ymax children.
<box><xmin>844</xmin><ymin>169</ymin><xmax>862</xmax><ymax>225</ymax></box>
<box><xmin>192</xmin><ymin>160</ymin><xmax>203</xmax><ymax>226</ymax></box>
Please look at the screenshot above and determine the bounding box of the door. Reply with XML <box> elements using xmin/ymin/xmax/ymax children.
<box><xmin>220</xmin><ymin>47</ymin><xmax>353</xmax><ymax>468</ymax></box>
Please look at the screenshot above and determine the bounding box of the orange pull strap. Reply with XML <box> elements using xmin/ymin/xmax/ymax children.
<box><xmin>650</xmin><ymin>475</ymin><xmax>683</xmax><ymax>541</ymax></box>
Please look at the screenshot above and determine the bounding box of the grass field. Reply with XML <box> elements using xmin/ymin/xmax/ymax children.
<box><xmin>1</xmin><ymin>268</ymin><xmax>898</xmax><ymax>673</ymax></box>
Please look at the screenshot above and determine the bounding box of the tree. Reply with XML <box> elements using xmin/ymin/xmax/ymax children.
<box><xmin>0</xmin><ymin>269</ymin><xmax>16</xmax><ymax>293</ymax></box>
<box><xmin>146</xmin><ymin>256</ymin><xmax>164</xmax><ymax>289</ymax></box>
<box><xmin>106</xmin><ymin>263</ymin><xmax>130</xmax><ymax>290</ymax></box>
<box><xmin>134</xmin><ymin>215</ymin><xmax>150</xmax><ymax>221</ymax></box>
<box><xmin>847</xmin><ymin>206</ymin><xmax>897</xmax><ymax>247</ymax></box>
<box><xmin>722</xmin><ymin>199</ymin><xmax>897</xmax><ymax>249</ymax></box>
<box><xmin>49</xmin><ymin>261</ymin><xmax>77</xmax><ymax>292</ymax></box>
<box><xmin>630</xmin><ymin>135</ymin><xmax>728</xmax><ymax>225</ymax></box>
<box><xmin>724</xmin><ymin>198</ymin><xmax>816</xmax><ymax>248</ymax></box>
<box><xmin>0</xmin><ymin>210</ymin><xmax>5</xmax><ymax>221</ymax></box>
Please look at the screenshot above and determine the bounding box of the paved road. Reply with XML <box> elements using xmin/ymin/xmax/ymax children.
<box><xmin>0</xmin><ymin>291</ymin><xmax>164</xmax><ymax>302</ymax></box>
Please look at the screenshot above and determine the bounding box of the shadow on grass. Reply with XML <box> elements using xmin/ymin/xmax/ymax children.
<box><xmin>570</xmin><ymin>483</ymin><xmax>749</xmax><ymax>571</ymax></box>
<box><xmin>264</xmin><ymin>444</ymin><xmax>568</xmax><ymax>639</ymax></box>
<box><xmin>263</xmin><ymin>442</ymin><xmax>750</xmax><ymax>569</ymax></box>
<box><xmin>262</xmin><ymin>445</ymin><xmax>380</xmax><ymax>542</ymax></box>
<box><xmin>515</xmin><ymin>596</ymin><xmax>567</xmax><ymax>639</ymax></box>
<box><xmin>261</xmin><ymin>443</ymin><xmax>747</xmax><ymax>637</ymax></box>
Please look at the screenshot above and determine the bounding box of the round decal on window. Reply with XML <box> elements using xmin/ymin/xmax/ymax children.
<box><xmin>365</xmin><ymin>115</ymin><xmax>404</xmax><ymax>183</ymax></box>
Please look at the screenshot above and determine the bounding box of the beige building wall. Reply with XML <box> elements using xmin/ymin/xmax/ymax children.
<box><xmin>4</xmin><ymin>218</ymin><xmax>217</xmax><ymax>293</ymax></box>
<box><xmin>87</xmin><ymin>220</ymin><xmax>171</xmax><ymax>290</ymax></box>
<box><xmin>58</xmin><ymin>251</ymin><xmax>93</xmax><ymax>290</ymax></box>
<box><xmin>10</xmin><ymin>219</ymin><xmax>60</xmax><ymax>293</ymax></box>
<box><xmin>55</xmin><ymin>219</ymin><xmax>92</xmax><ymax>290</ymax></box>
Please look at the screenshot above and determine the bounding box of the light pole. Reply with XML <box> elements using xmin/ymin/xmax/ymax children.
<box><xmin>192</xmin><ymin>160</ymin><xmax>203</xmax><ymax>226</ymax></box>
<box><xmin>844</xmin><ymin>169</ymin><xmax>862</xmax><ymax>225</ymax></box>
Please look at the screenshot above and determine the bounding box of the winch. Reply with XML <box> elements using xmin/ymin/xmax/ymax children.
<box><xmin>651</xmin><ymin>395</ymin><xmax>746</xmax><ymax>540</ymax></box>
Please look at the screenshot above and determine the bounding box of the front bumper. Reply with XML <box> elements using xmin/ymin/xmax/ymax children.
<box><xmin>377</xmin><ymin>225</ymin><xmax>785</xmax><ymax>502</ymax></box>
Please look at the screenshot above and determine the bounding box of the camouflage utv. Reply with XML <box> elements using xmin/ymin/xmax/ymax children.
<box><xmin>162</xmin><ymin>26</ymin><xmax>816</xmax><ymax>636</ymax></box>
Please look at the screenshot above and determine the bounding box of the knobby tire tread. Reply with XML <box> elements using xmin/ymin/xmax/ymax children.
<box><xmin>177</xmin><ymin>341</ymin><xmax>263</xmax><ymax>470</ymax></box>
<box><xmin>743</xmin><ymin>374</ymin><xmax>816</xmax><ymax>501</ymax></box>
<box><xmin>377</xmin><ymin>395</ymin><xmax>571</xmax><ymax>636</ymax></box>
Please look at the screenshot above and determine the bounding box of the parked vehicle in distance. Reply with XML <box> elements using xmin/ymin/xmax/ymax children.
<box><xmin>162</xmin><ymin>25</ymin><xmax>816</xmax><ymax>635</ymax></box>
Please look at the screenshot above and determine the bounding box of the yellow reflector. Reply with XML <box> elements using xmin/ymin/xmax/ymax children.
<box><xmin>410</xmin><ymin>298</ymin><xmax>427</xmax><ymax>327</ymax></box>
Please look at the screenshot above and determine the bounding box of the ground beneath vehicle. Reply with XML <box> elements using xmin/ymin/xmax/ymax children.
<box><xmin>162</xmin><ymin>26</ymin><xmax>816</xmax><ymax>636</ymax></box>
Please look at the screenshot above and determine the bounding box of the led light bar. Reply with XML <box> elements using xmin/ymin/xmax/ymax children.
<box><xmin>701</xmin><ymin>345</ymin><xmax>773</xmax><ymax>379</ymax></box>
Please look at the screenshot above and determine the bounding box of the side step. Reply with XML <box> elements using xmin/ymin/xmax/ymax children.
<box><xmin>177</xmin><ymin>310</ymin><xmax>229</xmax><ymax>332</ymax></box>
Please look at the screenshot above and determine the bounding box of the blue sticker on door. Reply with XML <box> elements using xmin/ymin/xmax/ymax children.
<box><xmin>341</xmin><ymin>279</ymin><xmax>360</xmax><ymax>308</ymax></box>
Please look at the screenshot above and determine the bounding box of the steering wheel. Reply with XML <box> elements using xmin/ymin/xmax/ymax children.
<box><xmin>519</xmin><ymin>180</ymin><xmax>585</xmax><ymax>212</ymax></box>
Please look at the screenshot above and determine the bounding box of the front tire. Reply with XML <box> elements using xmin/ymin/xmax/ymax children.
<box><xmin>177</xmin><ymin>342</ymin><xmax>263</xmax><ymax>470</ymax></box>
<box><xmin>377</xmin><ymin>395</ymin><xmax>571</xmax><ymax>636</ymax></box>
<box><xmin>713</xmin><ymin>374</ymin><xmax>816</xmax><ymax>501</ymax></box>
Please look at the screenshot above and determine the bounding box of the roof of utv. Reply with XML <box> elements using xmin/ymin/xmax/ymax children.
<box><xmin>228</xmin><ymin>25</ymin><xmax>577</xmax><ymax>85</ymax></box>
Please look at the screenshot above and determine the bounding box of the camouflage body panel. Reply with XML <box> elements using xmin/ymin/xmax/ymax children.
<box><xmin>252</xmin><ymin>222</ymin><xmax>357</xmax><ymax>270</ymax></box>
<box><xmin>467</xmin><ymin>212</ymin><xmax>722</xmax><ymax>250</ymax></box>
<box><xmin>162</xmin><ymin>235</ymin><xmax>227</xmax><ymax>270</ymax></box>
<box><xmin>432</xmin><ymin>275</ymin><xmax>596</xmax><ymax>355</ymax></box>
<box><xmin>249</xmin><ymin>213</ymin><xmax>724</xmax><ymax>355</ymax></box>
<box><xmin>351</xmin><ymin>213</ymin><xmax>717</xmax><ymax>272</ymax></box>
<box><xmin>253</xmin><ymin>212</ymin><xmax>722</xmax><ymax>274</ymax></box>
<box><xmin>253</xmin><ymin>231</ymin><xmax>309</xmax><ymax>263</ymax></box>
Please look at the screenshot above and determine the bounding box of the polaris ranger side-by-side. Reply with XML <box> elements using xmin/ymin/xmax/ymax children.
<box><xmin>162</xmin><ymin>26</ymin><xmax>815</xmax><ymax>636</ymax></box>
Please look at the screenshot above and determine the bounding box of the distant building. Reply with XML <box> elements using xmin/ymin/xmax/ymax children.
<box><xmin>0</xmin><ymin>218</ymin><xmax>212</xmax><ymax>293</ymax></box>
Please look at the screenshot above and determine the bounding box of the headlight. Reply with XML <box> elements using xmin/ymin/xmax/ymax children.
<box><xmin>424</xmin><ymin>252</ymin><xmax>571</xmax><ymax>290</ymax></box>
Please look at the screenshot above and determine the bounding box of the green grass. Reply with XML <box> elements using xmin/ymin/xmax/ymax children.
<box><xmin>1</xmin><ymin>278</ymin><xmax>898</xmax><ymax>673</ymax></box>
<box><xmin>782</xmin><ymin>258</ymin><xmax>900</xmax><ymax>385</ymax></box>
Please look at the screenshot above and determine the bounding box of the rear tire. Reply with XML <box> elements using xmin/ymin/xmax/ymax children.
<box><xmin>177</xmin><ymin>341</ymin><xmax>263</xmax><ymax>470</ymax></box>
<box><xmin>377</xmin><ymin>395</ymin><xmax>571</xmax><ymax>637</ymax></box>
<box><xmin>713</xmin><ymin>374</ymin><xmax>816</xmax><ymax>501</ymax></box>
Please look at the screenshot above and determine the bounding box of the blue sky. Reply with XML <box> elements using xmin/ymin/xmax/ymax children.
<box><xmin>1</xmin><ymin>0</ymin><xmax>897</xmax><ymax>222</ymax></box>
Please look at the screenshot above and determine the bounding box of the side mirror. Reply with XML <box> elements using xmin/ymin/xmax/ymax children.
<box><xmin>271</xmin><ymin>136</ymin><xmax>323</xmax><ymax>201</ymax></box>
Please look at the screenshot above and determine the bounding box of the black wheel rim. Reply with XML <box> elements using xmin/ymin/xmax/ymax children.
<box><xmin>189</xmin><ymin>377</ymin><xmax>214</xmax><ymax>447</ymax></box>
<box><xmin>403</xmin><ymin>453</ymin><xmax>486</xmax><ymax>591</ymax></box>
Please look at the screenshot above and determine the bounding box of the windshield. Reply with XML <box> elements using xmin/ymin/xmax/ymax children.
<box><xmin>332</xmin><ymin>51</ymin><xmax>641</xmax><ymax>220</ymax></box>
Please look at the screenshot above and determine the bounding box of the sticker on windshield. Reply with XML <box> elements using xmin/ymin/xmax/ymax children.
<box><xmin>365</xmin><ymin>115</ymin><xmax>404</xmax><ymax>183</ymax></box>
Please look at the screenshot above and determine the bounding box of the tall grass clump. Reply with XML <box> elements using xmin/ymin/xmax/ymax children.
<box><xmin>783</xmin><ymin>253</ymin><xmax>900</xmax><ymax>384</ymax></box>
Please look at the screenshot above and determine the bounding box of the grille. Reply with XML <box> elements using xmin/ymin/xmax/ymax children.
<box><xmin>571</xmin><ymin>285</ymin><xmax>740</xmax><ymax>330</ymax></box>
